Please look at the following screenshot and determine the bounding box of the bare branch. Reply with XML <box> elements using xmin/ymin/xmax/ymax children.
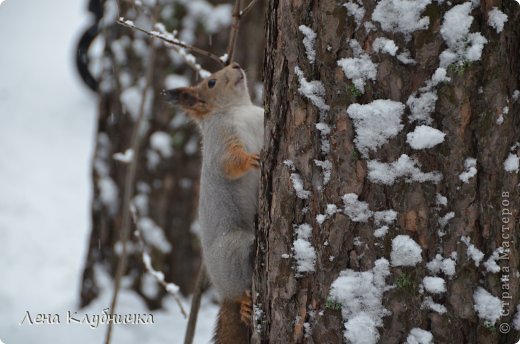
<box><xmin>183</xmin><ymin>264</ymin><xmax>210</xmax><ymax>344</ymax></box>
<box><xmin>117</xmin><ymin>18</ymin><xmax>225</xmax><ymax>68</ymax></box>
<box><xmin>131</xmin><ymin>206</ymin><xmax>188</xmax><ymax>318</ymax></box>
<box><xmin>240</xmin><ymin>0</ymin><xmax>258</xmax><ymax>17</ymax></box>
<box><xmin>225</xmin><ymin>0</ymin><xmax>242</xmax><ymax>65</ymax></box>
<box><xmin>105</xmin><ymin>17</ymin><xmax>159</xmax><ymax>344</ymax></box>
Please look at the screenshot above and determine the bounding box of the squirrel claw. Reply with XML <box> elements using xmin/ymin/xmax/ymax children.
<box><xmin>250</xmin><ymin>154</ymin><xmax>260</xmax><ymax>169</ymax></box>
<box><xmin>239</xmin><ymin>291</ymin><xmax>252</xmax><ymax>325</ymax></box>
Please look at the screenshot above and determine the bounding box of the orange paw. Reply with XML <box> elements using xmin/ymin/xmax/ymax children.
<box><xmin>239</xmin><ymin>290</ymin><xmax>252</xmax><ymax>326</ymax></box>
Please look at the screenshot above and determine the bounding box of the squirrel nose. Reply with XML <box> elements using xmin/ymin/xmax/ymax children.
<box><xmin>231</xmin><ymin>62</ymin><xmax>241</xmax><ymax>69</ymax></box>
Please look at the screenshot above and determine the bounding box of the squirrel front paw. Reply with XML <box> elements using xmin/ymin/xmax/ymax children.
<box><xmin>239</xmin><ymin>290</ymin><xmax>252</xmax><ymax>326</ymax></box>
<box><xmin>223</xmin><ymin>138</ymin><xmax>260</xmax><ymax>179</ymax></box>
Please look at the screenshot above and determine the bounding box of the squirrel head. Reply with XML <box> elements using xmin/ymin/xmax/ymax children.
<box><xmin>163</xmin><ymin>62</ymin><xmax>252</xmax><ymax>120</ymax></box>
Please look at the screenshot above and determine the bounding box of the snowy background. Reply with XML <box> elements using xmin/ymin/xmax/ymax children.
<box><xmin>0</xmin><ymin>0</ymin><xmax>216</xmax><ymax>343</ymax></box>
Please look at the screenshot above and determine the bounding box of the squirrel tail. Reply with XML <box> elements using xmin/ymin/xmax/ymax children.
<box><xmin>213</xmin><ymin>300</ymin><xmax>250</xmax><ymax>344</ymax></box>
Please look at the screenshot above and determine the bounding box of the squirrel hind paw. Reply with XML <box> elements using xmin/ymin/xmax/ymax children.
<box><xmin>239</xmin><ymin>291</ymin><xmax>252</xmax><ymax>326</ymax></box>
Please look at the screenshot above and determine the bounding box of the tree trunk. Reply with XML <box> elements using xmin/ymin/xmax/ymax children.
<box><xmin>254</xmin><ymin>1</ymin><xmax>520</xmax><ymax>343</ymax></box>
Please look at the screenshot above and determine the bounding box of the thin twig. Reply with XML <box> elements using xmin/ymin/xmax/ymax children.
<box><xmin>240</xmin><ymin>0</ymin><xmax>258</xmax><ymax>17</ymax></box>
<box><xmin>117</xmin><ymin>18</ymin><xmax>225</xmax><ymax>67</ymax></box>
<box><xmin>104</xmin><ymin>17</ymin><xmax>159</xmax><ymax>344</ymax></box>
<box><xmin>183</xmin><ymin>264</ymin><xmax>210</xmax><ymax>344</ymax></box>
<box><xmin>131</xmin><ymin>206</ymin><xmax>188</xmax><ymax>317</ymax></box>
<box><xmin>225</xmin><ymin>0</ymin><xmax>242</xmax><ymax>65</ymax></box>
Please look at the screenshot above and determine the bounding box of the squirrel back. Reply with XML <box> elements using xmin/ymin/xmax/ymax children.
<box><xmin>165</xmin><ymin>63</ymin><xmax>263</xmax><ymax>343</ymax></box>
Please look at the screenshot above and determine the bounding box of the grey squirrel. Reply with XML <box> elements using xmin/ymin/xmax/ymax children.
<box><xmin>164</xmin><ymin>63</ymin><xmax>264</xmax><ymax>343</ymax></box>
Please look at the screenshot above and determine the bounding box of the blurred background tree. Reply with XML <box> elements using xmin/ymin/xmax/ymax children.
<box><xmin>77</xmin><ymin>0</ymin><xmax>265</xmax><ymax>310</ymax></box>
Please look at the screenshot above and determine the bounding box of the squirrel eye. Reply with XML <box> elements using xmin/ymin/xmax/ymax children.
<box><xmin>208</xmin><ymin>79</ymin><xmax>217</xmax><ymax>88</ymax></box>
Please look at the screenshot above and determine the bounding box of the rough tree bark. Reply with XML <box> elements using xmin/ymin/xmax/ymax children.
<box><xmin>254</xmin><ymin>1</ymin><xmax>519</xmax><ymax>343</ymax></box>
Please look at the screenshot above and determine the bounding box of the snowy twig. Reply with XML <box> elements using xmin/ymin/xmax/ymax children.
<box><xmin>183</xmin><ymin>264</ymin><xmax>210</xmax><ymax>344</ymax></box>
<box><xmin>105</xmin><ymin>14</ymin><xmax>160</xmax><ymax>344</ymax></box>
<box><xmin>117</xmin><ymin>18</ymin><xmax>225</xmax><ymax>67</ymax></box>
<box><xmin>131</xmin><ymin>206</ymin><xmax>187</xmax><ymax>317</ymax></box>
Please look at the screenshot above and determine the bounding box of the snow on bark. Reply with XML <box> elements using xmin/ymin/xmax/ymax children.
<box><xmin>390</xmin><ymin>235</ymin><xmax>423</xmax><ymax>267</ymax></box>
<box><xmin>473</xmin><ymin>287</ymin><xmax>503</xmax><ymax>324</ymax></box>
<box><xmin>329</xmin><ymin>259</ymin><xmax>391</xmax><ymax>344</ymax></box>
<box><xmin>406</xmin><ymin>125</ymin><xmax>446</xmax><ymax>149</ymax></box>
<box><xmin>459</xmin><ymin>158</ymin><xmax>477</xmax><ymax>183</ymax></box>
<box><xmin>367</xmin><ymin>154</ymin><xmax>443</xmax><ymax>185</ymax></box>
<box><xmin>347</xmin><ymin>99</ymin><xmax>405</xmax><ymax>157</ymax></box>
<box><xmin>405</xmin><ymin>328</ymin><xmax>434</xmax><ymax>344</ymax></box>
<box><xmin>337</xmin><ymin>40</ymin><xmax>378</xmax><ymax>93</ymax></box>
<box><xmin>294</xmin><ymin>66</ymin><xmax>330</xmax><ymax>113</ymax></box>
<box><xmin>299</xmin><ymin>25</ymin><xmax>317</xmax><ymax>64</ymax></box>
<box><xmin>487</xmin><ymin>7</ymin><xmax>508</xmax><ymax>34</ymax></box>
<box><xmin>372</xmin><ymin>0</ymin><xmax>432</xmax><ymax>40</ymax></box>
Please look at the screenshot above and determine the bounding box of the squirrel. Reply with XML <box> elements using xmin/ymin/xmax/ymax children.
<box><xmin>164</xmin><ymin>62</ymin><xmax>264</xmax><ymax>343</ymax></box>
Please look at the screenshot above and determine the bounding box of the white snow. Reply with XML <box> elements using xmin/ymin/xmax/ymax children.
<box><xmin>473</xmin><ymin>287</ymin><xmax>503</xmax><ymax>324</ymax></box>
<box><xmin>397</xmin><ymin>50</ymin><xmax>417</xmax><ymax>65</ymax></box>
<box><xmin>343</xmin><ymin>1</ymin><xmax>366</xmax><ymax>29</ymax></box>
<box><xmin>150</xmin><ymin>131</ymin><xmax>173</xmax><ymax>158</ymax></box>
<box><xmin>391</xmin><ymin>235</ymin><xmax>423</xmax><ymax>267</ymax></box>
<box><xmin>113</xmin><ymin>148</ymin><xmax>134</xmax><ymax>163</ymax></box>
<box><xmin>438</xmin><ymin>211</ymin><xmax>455</xmax><ymax>229</ymax></box>
<box><xmin>0</xmin><ymin>1</ymin><xmax>219</xmax><ymax>342</ymax></box>
<box><xmin>372</xmin><ymin>0</ymin><xmax>432</xmax><ymax>39</ymax></box>
<box><xmin>504</xmin><ymin>153</ymin><xmax>519</xmax><ymax>173</ymax></box>
<box><xmin>374</xmin><ymin>226</ymin><xmax>389</xmax><ymax>238</ymax></box>
<box><xmin>329</xmin><ymin>259</ymin><xmax>391</xmax><ymax>344</ymax></box>
<box><xmin>421</xmin><ymin>296</ymin><xmax>447</xmax><ymax>314</ymax></box>
<box><xmin>407</xmin><ymin>91</ymin><xmax>438</xmax><ymax>124</ymax></box>
<box><xmin>293</xmin><ymin>224</ymin><xmax>316</xmax><ymax>273</ymax></box>
<box><xmin>483</xmin><ymin>247</ymin><xmax>504</xmax><ymax>273</ymax></box>
<box><xmin>407</xmin><ymin>125</ymin><xmax>446</xmax><ymax>149</ymax></box>
<box><xmin>138</xmin><ymin>217</ymin><xmax>172</xmax><ymax>253</ymax></box>
<box><xmin>316</xmin><ymin>122</ymin><xmax>332</xmax><ymax>153</ymax></box>
<box><xmin>299</xmin><ymin>25</ymin><xmax>317</xmax><ymax>64</ymax></box>
<box><xmin>427</xmin><ymin>254</ymin><xmax>456</xmax><ymax>277</ymax></box>
<box><xmin>367</xmin><ymin>154</ymin><xmax>443</xmax><ymax>185</ymax></box>
<box><xmin>488</xmin><ymin>7</ymin><xmax>508</xmax><ymax>34</ymax></box>
<box><xmin>294</xmin><ymin>66</ymin><xmax>330</xmax><ymax>113</ymax></box>
<box><xmin>314</xmin><ymin>159</ymin><xmax>332</xmax><ymax>185</ymax></box>
<box><xmin>164</xmin><ymin>74</ymin><xmax>190</xmax><ymax>89</ymax></box>
<box><xmin>337</xmin><ymin>40</ymin><xmax>378</xmax><ymax>93</ymax></box>
<box><xmin>290</xmin><ymin>172</ymin><xmax>312</xmax><ymax>199</ymax></box>
<box><xmin>373</xmin><ymin>210</ymin><xmax>397</xmax><ymax>225</ymax></box>
<box><xmin>372</xmin><ymin>37</ymin><xmax>398</xmax><ymax>56</ymax></box>
<box><xmin>406</xmin><ymin>328</ymin><xmax>434</xmax><ymax>344</ymax></box>
<box><xmin>436</xmin><ymin>193</ymin><xmax>448</xmax><ymax>206</ymax></box>
<box><xmin>439</xmin><ymin>2</ymin><xmax>488</xmax><ymax>68</ymax></box>
<box><xmin>342</xmin><ymin>193</ymin><xmax>373</xmax><ymax>222</ymax></box>
<box><xmin>461</xmin><ymin>236</ymin><xmax>484</xmax><ymax>266</ymax></box>
<box><xmin>459</xmin><ymin>158</ymin><xmax>477</xmax><ymax>183</ymax></box>
<box><xmin>347</xmin><ymin>99</ymin><xmax>405</xmax><ymax>156</ymax></box>
<box><xmin>422</xmin><ymin>276</ymin><xmax>446</xmax><ymax>294</ymax></box>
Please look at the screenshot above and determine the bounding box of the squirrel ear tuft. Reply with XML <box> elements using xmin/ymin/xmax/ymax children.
<box><xmin>162</xmin><ymin>87</ymin><xmax>199</xmax><ymax>108</ymax></box>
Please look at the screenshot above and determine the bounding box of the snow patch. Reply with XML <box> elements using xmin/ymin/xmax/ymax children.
<box><xmin>504</xmin><ymin>153</ymin><xmax>519</xmax><ymax>173</ymax></box>
<box><xmin>488</xmin><ymin>7</ymin><xmax>508</xmax><ymax>34</ymax></box>
<box><xmin>422</xmin><ymin>276</ymin><xmax>446</xmax><ymax>294</ymax></box>
<box><xmin>342</xmin><ymin>193</ymin><xmax>373</xmax><ymax>222</ymax></box>
<box><xmin>473</xmin><ymin>287</ymin><xmax>502</xmax><ymax>324</ymax></box>
<box><xmin>299</xmin><ymin>25</ymin><xmax>317</xmax><ymax>64</ymax></box>
<box><xmin>367</xmin><ymin>154</ymin><xmax>443</xmax><ymax>185</ymax></box>
<box><xmin>372</xmin><ymin>37</ymin><xmax>398</xmax><ymax>56</ymax></box>
<box><xmin>407</xmin><ymin>125</ymin><xmax>446</xmax><ymax>149</ymax></box>
<box><xmin>293</xmin><ymin>224</ymin><xmax>316</xmax><ymax>273</ymax></box>
<box><xmin>347</xmin><ymin>99</ymin><xmax>405</xmax><ymax>156</ymax></box>
<box><xmin>295</xmin><ymin>66</ymin><xmax>330</xmax><ymax>113</ymax></box>
<box><xmin>343</xmin><ymin>1</ymin><xmax>366</xmax><ymax>29</ymax></box>
<box><xmin>391</xmin><ymin>235</ymin><xmax>423</xmax><ymax>267</ymax></box>
<box><xmin>459</xmin><ymin>158</ymin><xmax>477</xmax><ymax>183</ymax></box>
<box><xmin>329</xmin><ymin>259</ymin><xmax>391</xmax><ymax>344</ymax></box>
<box><xmin>461</xmin><ymin>236</ymin><xmax>484</xmax><ymax>266</ymax></box>
<box><xmin>406</xmin><ymin>328</ymin><xmax>434</xmax><ymax>344</ymax></box>
<box><xmin>337</xmin><ymin>40</ymin><xmax>378</xmax><ymax>93</ymax></box>
<box><xmin>372</xmin><ymin>0</ymin><xmax>432</xmax><ymax>39</ymax></box>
